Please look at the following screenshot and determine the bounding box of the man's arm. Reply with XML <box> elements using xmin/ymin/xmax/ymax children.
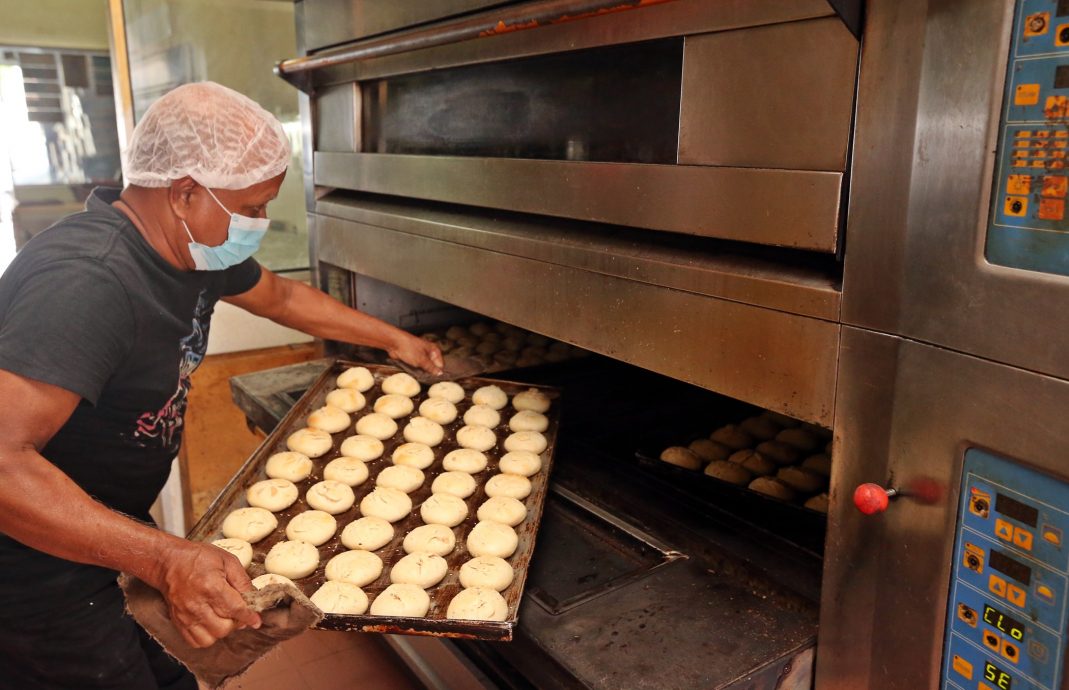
<box><xmin>225</xmin><ymin>268</ymin><xmax>443</xmax><ymax>374</ymax></box>
<box><xmin>0</xmin><ymin>370</ymin><xmax>260</xmax><ymax>648</ymax></box>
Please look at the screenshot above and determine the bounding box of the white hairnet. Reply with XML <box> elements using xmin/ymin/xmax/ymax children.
<box><xmin>123</xmin><ymin>81</ymin><xmax>290</xmax><ymax>190</ymax></box>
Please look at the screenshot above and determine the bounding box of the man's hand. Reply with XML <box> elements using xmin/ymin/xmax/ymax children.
<box><xmin>388</xmin><ymin>332</ymin><xmax>444</xmax><ymax>376</ymax></box>
<box><xmin>152</xmin><ymin>540</ymin><xmax>261</xmax><ymax>649</ymax></box>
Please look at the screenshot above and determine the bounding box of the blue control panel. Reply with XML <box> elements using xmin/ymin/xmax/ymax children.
<box><xmin>942</xmin><ymin>449</ymin><xmax>1069</xmax><ymax>690</ymax></box>
<box><xmin>986</xmin><ymin>0</ymin><xmax>1069</xmax><ymax>276</ymax></box>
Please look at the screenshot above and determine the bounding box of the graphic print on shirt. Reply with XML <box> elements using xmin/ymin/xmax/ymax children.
<box><xmin>131</xmin><ymin>289</ymin><xmax>213</xmax><ymax>452</ymax></box>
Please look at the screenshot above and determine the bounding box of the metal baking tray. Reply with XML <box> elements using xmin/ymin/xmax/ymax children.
<box><xmin>189</xmin><ymin>360</ymin><xmax>560</xmax><ymax>641</ymax></box>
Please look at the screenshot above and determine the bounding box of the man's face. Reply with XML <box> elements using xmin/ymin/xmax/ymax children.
<box><xmin>184</xmin><ymin>171</ymin><xmax>286</xmax><ymax>247</ymax></box>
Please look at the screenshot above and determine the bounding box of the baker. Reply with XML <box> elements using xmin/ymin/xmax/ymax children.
<box><xmin>0</xmin><ymin>82</ymin><xmax>443</xmax><ymax>689</ymax></box>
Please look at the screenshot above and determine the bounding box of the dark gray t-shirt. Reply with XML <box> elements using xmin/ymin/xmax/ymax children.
<box><xmin>0</xmin><ymin>187</ymin><xmax>261</xmax><ymax>616</ymax></box>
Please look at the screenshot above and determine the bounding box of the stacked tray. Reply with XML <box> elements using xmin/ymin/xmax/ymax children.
<box><xmin>189</xmin><ymin>361</ymin><xmax>560</xmax><ymax>640</ymax></box>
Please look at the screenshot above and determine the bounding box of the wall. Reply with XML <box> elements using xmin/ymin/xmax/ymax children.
<box><xmin>0</xmin><ymin>0</ymin><xmax>110</xmax><ymax>51</ymax></box>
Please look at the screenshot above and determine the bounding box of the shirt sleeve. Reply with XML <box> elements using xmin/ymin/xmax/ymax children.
<box><xmin>0</xmin><ymin>259</ymin><xmax>134</xmax><ymax>405</ymax></box>
<box><xmin>221</xmin><ymin>257</ymin><xmax>263</xmax><ymax>297</ymax></box>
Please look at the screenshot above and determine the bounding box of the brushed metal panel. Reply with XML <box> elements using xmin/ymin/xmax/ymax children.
<box><xmin>313</xmin><ymin>82</ymin><xmax>360</xmax><ymax>153</ymax></box>
<box><xmin>314</xmin><ymin>153</ymin><xmax>843</xmax><ymax>251</ymax></box>
<box><xmin>315</xmin><ymin>213</ymin><xmax>840</xmax><ymax>425</ymax></box>
<box><xmin>679</xmin><ymin>17</ymin><xmax>858</xmax><ymax>171</ymax></box>
<box><xmin>817</xmin><ymin>327</ymin><xmax>1069</xmax><ymax>689</ymax></box>
<box><xmin>314</xmin><ymin>194</ymin><xmax>842</xmax><ymax>320</ymax></box>
<box><xmin>842</xmin><ymin>0</ymin><xmax>1069</xmax><ymax>380</ymax></box>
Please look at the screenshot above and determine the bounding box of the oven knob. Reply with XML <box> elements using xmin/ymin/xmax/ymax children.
<box><xmin>853</xmin><ymin>483</ymin><xmax>899</xmax><ymax>515</ymax></box>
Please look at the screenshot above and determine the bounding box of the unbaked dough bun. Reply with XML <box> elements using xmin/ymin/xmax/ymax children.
<box><xmin>499</xmin><ymin>451</ymin><xmax>541</xmax><ymax>477</ymax></box>
<box><xmin>428</xmin><ymin>381</ymin><xmax>465</xmax><ymax>404</ymax></box>
<box><xmin>443</xmin><ymin>449</ymin><xmax>488</xmax><ymax>474</ymax></box>
<box><xmin>370</xmin><ymin>583</ymin><xmax>430</xmax><ymax>617</ymax></box>
<box><xmin>776</xmin><ymin>466</ymin><xmax>826</xmax><ymax>494</ymax></box>
<box><xmin>420</xmin><ymin>493</ymin><xmax>469</xmax><ymax>527</ymax></box>
<box><xmin>252</xmin><ymin>573</ymin><xmax>295</xmax><ymax>590</ymax></box>
<box><xmin>469</xmin><ymin>322</ymin><xmax>492</xmax><ymax>337</ymax></box>
<box><xmin>703</xmin><ymin>460</ymin><xmax>752</xmax><ymax>486</ymax></box>
<box><xmin>660</xmin><ymin>446</ymin><xmax>702</xmax><ymax>471</ymax></box>
<box><xmin>306</xmin><ymin>480</ymin><xmax>356</xmax><ymax>515</ymax></box>
<box><xmin>477</xmin><ymin>496</ymin><xmax>527</xmax><ymax>526</ymax></box>
<box><xmin>485</xmin><ymin>473</ymin><xmax>532</xmax><ymax>500</ymax></box>
<box><xmin>508</xmin><ymin>411</ymin><xmax>548</xmax><ymax>433</ymax></box>
<box><xmin>689</xmin><ymin>439</ymin><xmax>731</xmax><ymax>464</ymax></box>
<box><xmin>222</xmin><ymin>507</ymin><xmax>277</xmax><ymax>543</ymax></box>
<box><xmin>755</xmin><ymin>440</ymin><xmax>801</xmax><ymax>466</ymax></box>
<box><xmin>325</xmin><ymin>388</ymin><xmax>366</xmax><ymax>414</ymax></box>
<box><xmin>403</xmin><ymin>523</ymin><xmax>456</xmax><ymax>557</ymax></box>
<box><xmin>801</xmin><ymin>453</ymin><xmax>832</xmax><ymax>478</ymax></box>
<box><xmin>212</xmin><ymin>538</ymin><xmax>252</xmax><ymax>569</ymax></box>
<box><xmin>419</xmin><ymin>398</ymin><xmax>458</xmax><ymax>425</ymax></box>
<box><xmin>729</xmin><ymin>449</ymin><xmax>776</xmax><ymax>477</ymax></box>
<box><xmin>467</xmin><ymin>521</ymin><xmax>519</xmax><ymax>559</ymax></box>
<box><xmin>709</xmin><ymin>425</ymin><xmax>755</xmax><ymax>452</ymax></box>
<box><xmin>457</xmin><ymin>425</ymin><xmax>496</xmax><ymax>452</ymax></box>
<box><xmin>776</xmin><ymin>427</ymin><xmax>820</xmax><ymax>453</ymax></box>
<box><xmin>504</xmin><ymin>431</ymin><xmax>547</xmax><ymax>454</ymax></box>
<box><xmin>512</xmin><ymin>388</ymin><xmax>551</xmax><ymax>414</ymax></box>
<box><xmin>403</xmin><ymin>417</ymin><xmax>445</xmax><ymax>447</ymax></box>
<box><xmin>265</xmin><ymin>452</ymin><xmax>313</xmax><ymax>482</ymax></box>
<box><xmin>463</xmin><ymin>405</ymin><xmax>501</xmax><ymax>429</ymax></box>
<box><xmin>341</xmin><ymin>516</ymin><xmax>394</xmax><ymax>551</ymax></box>
<box><xmin>739</xmin><ymin>415</ymin><xmax>782</xmax><ymax>442</ymax></box>
<box><xmin>382</xmin><ymin>372</ymin><xmax>421</xmax><ymax>397</ymax></box>
<box><xmin>472</xmin><ymin>385</ymin><xmax>508</xmax><ymax>410</ymax></box>
<box><xmin>445</xmin><ymin>325</ymin><xmax>468</xmax><ymax>340</ymax></box>
<box><xmin>373</xmin><ymin>394</ymin><xmax>415</xmax><ymax>419</ymax></box>
<box><xmin>804</xmin><ymin>492</ymin><xmax>830</xmax><ymax>513</ymax></box>
<box><xmin>247</xmin><ymin>479</ymin><xmax>299</xmax><ymax>512</ymax></box>
<box><xmin>339</xmin><ymin>434</ymin><xmax>385</xmax><ymax>462</ymax></box>
<box><xmin>447</xmin><ymin>587</ymin><xmax>508</xmax><ymax>622</ymax></box>
<box><xmin>323</xmin><ymin>457</ymin><xmax>370</xmax><ymax>487</ymax></box>
<box><xmin>431</xmin><ymin>471</ymin><xmax>478</xmax><ymax>499</ymax></box>
<box><xmin>360</xmin><ymin>487</ymin><xmax>413</xmax><ymax>523</ymax></box>
<box><xmin>285</xmin><ymin>510</ymin><xmax>337</xmax><ymax>546</ymax></box>
<box><xmin>391</xmin><ymin>442</ymin><xmax>435</xmax><ymax>470</ymax></box>
<box><xmin>286</xmin><ymin>428</ymin><xmax>333</xmax><ymax>458</ymax></box>
<box><xmin>748</xmin><ymin>476</ymin><xmax>797</xmax><ymax>501</ymax></box>
<box><xmin>325</xmin><ymin>549</ymin><xmax>383</xmax><ymax>587</ymax></box>
<box><xmin>459</xmin><ymin>556</ymin><xmax>514</xmax><ymax>591</ymax></box>
<box><xmin>390</xmin><ymin>552</ymin><xmax>448</xmax><ymax>588</ymax></box>
<box><xmin>307</xmin><ymin>405</ymin><xmax>351</xmax><ymax>434</ymax></box>
<box><xmin>762</xmin><ymin>410</ymin><xmax>800</xmax><ymax>428</ymax></box>
<box><xmin>336</xmin><ymin>366</ymin><xmax>374</xmax><ymax>392</ymax></box>
<box><xmin>311</xmin><ymin>581</ymin><xmax>368</xmax><ymax>615</ymax></box>
<box><xmin>265</xmin><ymin>540</ymin><xmax>320</xmax><ymax>580</ymax></box>
<box><xmin>377</xmin><ymin>465</ymin><xmax>425</xmax><ymax>493</ymax></box>
<box><xmin>355</xmin><ymin>413</ymin><xmax>398</xmax><ymax>441</ymax></box>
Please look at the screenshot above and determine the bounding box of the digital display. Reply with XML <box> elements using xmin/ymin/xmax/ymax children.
<box><xmin>995</xmin><ymin>493</ymin><xmax>1039</xmax><ymax>527</ymax></box>
<box><xmin>985</xmin><ymin>660</ymin><xmax>1013</xmax><ymax>690</ymax></box>
<box><xmin>1060</xmin><ymin>0</ymin><xmax>1069</xmax><ymax>18</ymax></box>
<box><xmin>1056</xmin><ymin>65</ymin><xmax>1069</xmax><ymax>90</ymax></box>
<box><xmin>990</xmin><ymin>549</ymin><xmax>1033</xmax><ymax>587</ymax></box>
<box><xmin>983</xmin><ymin>604</ymin><xmax>1026</xmax><ymax>642</ymax></box>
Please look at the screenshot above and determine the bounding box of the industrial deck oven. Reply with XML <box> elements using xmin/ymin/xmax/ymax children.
<box><xmin>256</xmin><ymin>1</ymin><xmax>1069</xmax><ymax>688</ymax></box>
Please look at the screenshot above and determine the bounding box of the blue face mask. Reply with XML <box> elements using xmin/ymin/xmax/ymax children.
<box><xmin>182</xmin><ymin>187</ymin><xmax>269</xmax><ymax>271</ymax></box>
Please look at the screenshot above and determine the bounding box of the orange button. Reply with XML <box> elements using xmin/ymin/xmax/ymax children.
<box><xmin>1039</xmin><ymin>198</ymin><xmax>1066</xmax><ymax>221</ymax></box>
<box><xmin>1008</xmin><ymin>174</ymin><xmax>1033</xmax><ymax>195</ymax></box>
<box><xmin>1013</xmin><ymin>158</ymin><xmax>1029</xmax><ymax>168</ymax></box>
<box><xmin>1008</xmin><ymin>584</ymin><xmax>1027</xmax><ymax>608</ymax></box>
<box><xmin>1046</xmin><ymin>96</ymin><xmax>1069</xmax><ymax>119</ymax></box>
<box><xmin>983</xmin><ymin>629</ymin><xmax>1002</xmax><ymax>653</ymax></box>
<box><xmin>1013</xmin><ymin>527</ymin><xmax>1035</xmax><ymax>550</ymax></box>
<box><xmin>1037</xmin><ymin>583</ymin><xmax>1055</xmax><ymax>605</ymax></box>
<box><xmin>995</xmin><ymin>518</ymin><xmax>1015</xmax><ymax>541</ymax></box>
<box><xmin>1058</xmin><ymin>22</ymin><xmax>1069</xmax><ymax>45</ymax></box>
<box><xmin>1004</xmin><ymin>196</ymin><xmax>1029</xmax><ymax>217</ymax></box>
<box><xmin>953</xmin><ymin>654</ymin><xmax>974</xmax><ymax>680</ymax></box>
<box><xmin>1026</xmin><ymin>12</ymin><xmax>1051</xmax><ymax>37</ymax></box>
<box><xmin>1017</xmin><ymin>84</ymin><xmax>1041</xmax><ymax>106</ymax></box>
<box><xmin>1002</xmin><ymin>640</ymin><xmax>1020</xmax><ymax>665</ymax></box>
<box><xmin>1043</xmin><ymin>526</ymin><xmax>1062</xmax><ymax>547</ymax></box>
<box><xmin>1017</xmin><ymin>130</ymin><xmax>1034</xmax><ymax>138</ymax></box>
<box><xmin>1041</xmin><ymin>175</ymin><xmax>1066</xmax><ymax>197</ymax></box>
<box><xmin>990</xmin><ymin>574</ymin><xmax>1008</xmax><ymax>598</ymax></box>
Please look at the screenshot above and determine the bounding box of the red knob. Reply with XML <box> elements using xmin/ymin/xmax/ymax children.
<box><xmin>854</xmin><ymin>483</ymin><xmax>897</xmax><ymax>514</ymax></box>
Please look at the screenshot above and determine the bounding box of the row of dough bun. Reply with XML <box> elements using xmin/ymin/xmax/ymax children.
<box><xmin>212</xmin><ymin>366</ymin><xmax>553</xmax><ymax>621</ymax></box>
<box><xmin>659</xmin><ymin>410</ymin><xmax>832</xmax><ymax>513</ymax></box>
<box><xmin>421</xmin><ymin>320</ymin><xmax>587</xmax><ymax>370</ymax></box>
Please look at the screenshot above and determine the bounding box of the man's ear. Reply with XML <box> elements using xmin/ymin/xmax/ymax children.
<box><xmin>168</xmin><ymin>177</ymin><xmax>198</xmax><ymax>220</ymax></box>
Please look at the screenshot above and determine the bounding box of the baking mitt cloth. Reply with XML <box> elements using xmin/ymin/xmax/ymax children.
<box><xmin>120</xmin><ymin>575</ymin><xmax>323</xmax><ymax>688</ymax></box>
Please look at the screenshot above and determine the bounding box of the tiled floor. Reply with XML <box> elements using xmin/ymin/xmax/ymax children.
<box><xmin>219</xmin><ymin>630</ymin><xmax>420</xmax><ymax>690</ymax></box>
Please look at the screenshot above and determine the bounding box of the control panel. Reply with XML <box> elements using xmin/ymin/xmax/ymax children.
<box><xmin>943</xmin><ymin>449</ymin><xmax>1069</xmax><ymax>690</ymax></box>
<box><xmin>987</xmin><ymin>0</ymin><xmax>1069</xmax><ymax>277</ymax></box>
